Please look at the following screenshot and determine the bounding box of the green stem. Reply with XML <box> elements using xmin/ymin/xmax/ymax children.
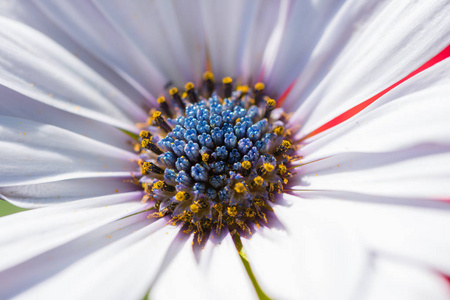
<box><xmin>231</xmin><ymin>232</ymin><xmax>272</xmax><ymax>300</ymax></box>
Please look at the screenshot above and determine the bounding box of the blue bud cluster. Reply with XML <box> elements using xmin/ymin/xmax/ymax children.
<box><xmin>138</xmin><ymin>77</ymin><xmax>296</xmax><ymax>243</ymax></box>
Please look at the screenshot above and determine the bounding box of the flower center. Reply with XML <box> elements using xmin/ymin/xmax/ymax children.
<box><xmin>137</xmin><ymin>72</ymin><xmax>297</xmax><ymax>243</ymax></box>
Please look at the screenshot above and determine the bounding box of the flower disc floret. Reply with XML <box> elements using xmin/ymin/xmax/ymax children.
<box><xmin>137</xmin><ymin>74</ymin><xmax>297</xmax><ymax>243</ymax></box>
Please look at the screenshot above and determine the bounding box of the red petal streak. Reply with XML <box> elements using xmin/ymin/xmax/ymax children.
<box><xmin>277</xmin><ymin>79</ymin><xmax>296</xmax><ymax>108</ymax></box>
<box><xmin>300</xmin><ymin>44</ymin><xmax>450</xmax><ymax>141</ymax></box>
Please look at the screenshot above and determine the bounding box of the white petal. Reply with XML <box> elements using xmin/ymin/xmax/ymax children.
<box><xmin>33</xmin><ymin>0</ymin><xmax>168</xmax><ymax>102</ymax></box>
<box><xmin>197</xmin><ymin>236</ymin><xmax>257</xmax><ymax>300</ymax></box>
<box><xmin>239</xmin><ymin>0</ymin><xmax>282</xmax><ymax>83</ymax></box>
<box><xmin>0</xmin><ymin>191</ymin><xmax>145</xmax><ymax>272</ymax></box>
<box><xmin>151</xmin><ymin>237</ymin><xmax>217</xmax><ymax>300</ymax></box>
<box><xmin>242</xmin><ymin>194</ymin><xmax>366</xmax><ymax>300</ymax></box>
<box><xmin>167</xmin><ymin>0</ymin><xmax>208</xmax><ymax>85</ymax></box>
<box><xmin>11</xmin><ymin>218</ymin><xmax>178</xmax><ymax>300</ymax></box>
<box><xmin>0</xmin><ymin>116</ymin><xmax>138</xmax><ymax>187</ymax></box>
<box><xmin>0</xmin><ymin>16</ymin><xmax>147</xmax><ymax>132</ymax></box>
<box><xmin>92</xmin><ymin>0</ymin><xmax>191</xmax><ymax>86</ymax></box>
<box><xmin>363</xmin><ymin>258</ymin><xmax>450</xmax><ymax>300</ymax></box>
<box><xmin>0</xmin><ymin>84</ymin><xmax>133</xmax><ymax>150</ymax></box>
<box><xmin>199</xmin><ymin>0</ymin><xmax>257</xmax><ymax>79</ymax></box>
<box><xmin>286</xmin><ymin>0</ymin><xmax>450</xmax><ymax>132</ymax></box>
<box><xmin>0</xmin><ymin>213</ymin><xmax>149</xmax><ymax>299</ymax></box>
<box><xmin>0</xmin><ymin>0</ymin><xmax>150</xmax><ymax>108</ymax></box>
<box><xmin>292</xmin><ymin>195</ymin><xmax>450</xmax><ymax>276</ymax></box>
<box><xmin>298</xmin><ymin>68</ymin><xmax>450</xmax><ymax>199</ymax></box>
<box><xmin>0</xmin><ymin>177</ymin><xmax>140</xmax><ymax>208</ymax></box>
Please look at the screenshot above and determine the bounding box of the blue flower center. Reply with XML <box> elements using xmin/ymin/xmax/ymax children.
<box><xmin>138</xmin><ymin>73</ymin><xmax>296</xmax><ymax>243</ymax></box>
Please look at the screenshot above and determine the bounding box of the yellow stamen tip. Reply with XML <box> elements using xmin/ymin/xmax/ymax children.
<box><xmin>141</xmin><ymin>139</ymin><xmax>149</xmax><ymax>148</ymax></box>
<box><xmin>153</xmin><ymin>180</ymin><xmax>164</xmax><ymax>190</ymax></box>
<box><xmin>185</xmin><ymin>82</ymin><xmax>194</xmax><ymax>90</ymax></box>
<box><xmin>222</xmin><ymin>77</ymin><xmax>232</xmax><ymax>84</ymax></box>
<box><xmin>139</xmin><ymin>130</ymin><xmax>150</xmax><ymax>138</ymax></box>
<box><xmin>255</xmin><ymin>82</ymin><xmax>265</xmax><ymax>91</ymax></box>
<box><xmin>282</xmin><ymin>140</ymin><xmax>292</xmax><ymax>149</ymax></box>
<box><xmin>202</xmin><ymin>153</ymin><xmax>210</xmax><ymax>162</ymax></box>
<box><xmin>263</xmin><ymin>163</ymin><xmax>274</xmax><ymax>172</ymax></box>
<box><xmin>142</xmin><ymin>161</ymin><xmax>151</xmax><ymax>171</ymax></box>
<box><xmin>176</xmin><ymin>191</ymin><xmax>187</xmax><ymax>202</ymax></box>
<box><xmin>203</xmin><ymin>71</ymin><xmax>214</xmax><ymax>80</ymax></box>
<box><xmin>190</xmin><ymin>203</ymin><xmax>199</xmax><ymax>213</ymax></box>
<box><xmin>242</xmin><ymin>161</ymin><xmax>251</xmax><ymax>170</ymax></box>
<box><xmin>278</xmin><ymin>164</ymin><xmax>287</xmax><ymax>175</ymax></box>
<box><xmin>169</xmin><ymin>87</ymin><xmax>178</xmax><ymax>95</ymax></box>
<box><xmin>234</xmin><ymin>182</ymin><xmax>245</xmax><ymax>193</ymax></box>
<box><xmin>157</xmin><ymin>96</ymin><xmax>165</xmax><ymax>104</ymax></box>
<box><xmin>274</xmin><ymin>126</ymin><xmax>284</xmax><ymax>135</ymax></box>
<box><xmin>253</xmin><ymin>176</ymin><xmax>264</xmax><ymax>186</ymax></box>
<box><xmin>152</xmin><ymin>111</ymin><xmax>161</xmax><ymax>119</ymax></box>
<box><xmin>237</xmin><ymin>85</ymin><xmax>249</xmax><ymax>94</ymax></box>
<box><xmin>266</xmin><ymin>98</ymin><xmax>276</xmax><ymax>107</ymax></box>
<box><xmin>227</xmin><ymin>206</ymin><xmax>238</xmax><ymax>217</ymax></box>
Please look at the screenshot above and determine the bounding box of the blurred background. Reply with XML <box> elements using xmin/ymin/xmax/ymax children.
<box><xmin>0</xmin><ymin>201</ymin><xmax>26</xmax><ymax>217</ymax></box>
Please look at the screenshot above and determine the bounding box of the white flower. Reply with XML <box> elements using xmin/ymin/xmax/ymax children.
<box><xmin>1</xmin><ymin>1</ymin><xmax>450</xmax><ymax>300</ymax></box>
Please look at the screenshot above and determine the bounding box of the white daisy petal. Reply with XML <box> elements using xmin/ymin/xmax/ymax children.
<box><xmin>0</xmin><ymin>0</ymin><xmax>150</xmax><ymax>108</ymax></box>
<box><xmin>0</xmin><ymin>116</ymin><xmax>138</xmax><ymax>187</ymax></box>
<box><xmin>198</xmin><ymin>236</ymin><xmax>257</xmax><ymax>300</ymax></box>
<box><xmin>240</xmin><ymin>0</ymin><xmax>282</xmax><ymax>83</ymax></box>
<box><xmin>151</xmin><ymin>238</ymin><xmax>216</xmax><ymax>300</ymax></box>
<box><xmin>292</xmin><ymin>196</ymin><xmax>450</xmax><ymax>276</ymax></box>
<box><xmin>286</xmin><ymin>0</ymin><xmax>450</xmax><ymax>130</ymax></box>
<box><xmin>0</xmin><ymin>192</ymin><xmax>145</xmax><ymax>272</ymax></box>
<box><xmin>92</xmin><ymin>0</ymin><xmax>193</xmax><ymax>86</ymax></box>
<box><xmin>199</xmin><ymin>0</ymin><xmax>257</xmax><ymax>79</ymax></box>
<box><xmin>0</xmin><ymin>84</ymin><xmax>133</xmax><ymax>150</ymax></box>
<box><xmin>298</xmin><ymin>67</ymin><xmax>450</xmax><ymax>199</ymax></box>
<box><xmin>0</xmin><ymin>16</ymin><xmax>147</xmax><ymax>132</ymax></box>
<box><xmin>242</xmin><ymin>194</ymin><xmax>366</xmax><ymax>300</ymax></box>
<box><xmin>0</xmin><ymin>177</ymin><xmax>140</xmax><ymax>208</ymax></box>
<box><xmin>0</xmin><ymin>213</ymin><xmax>149</xmax><ymax>299</ymax></box>
<box><xmin>362</xmin><ymin>258</ymin><xmax>450</xmax><ymax>300</ymax></box>
<box><xmin>10</xmin><ymin>218</ymin><xmax>178</xmax><ymax>300</ymax></box>
<box><xmin>33</xmin><ymin>0</ymin><xmax>168</xmax><ymax>101</ymax></box>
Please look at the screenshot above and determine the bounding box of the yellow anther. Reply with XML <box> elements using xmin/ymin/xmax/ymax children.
<box><xmin>142</xmin><ymin>161</ymin><xmax>151</xmax><ymax>171</ymax></box>
<box><xmin>278</xmin><ymin>164</ymin><xmax>287</xmax><ymax>175</ymax></box>
<box><xmin>153</xmin><ymin>180</ymin><xmax>164</xmax><ymax>190</ymax></box>
<box><xmin>234</xmin><ymin>182</ymin><xmax>245</xmax><ymax>193</ymax></box>
<box><xmin>157</xmin><ymin>96</ymin><xmax>166</xmax><ymax>104</ymax></box>
<box><xmin>202</xmin><ymin>153</ymin><xmax>210</xmax><ymax>163</ymax></box>
<box><xmin>169</xmin><ymin>87</ymin><xmax>178</xmax><ymax>95</ymax></box>
<box><xmin>235</xmin><ymin>118</ymin><xmax>241</xmax><ymax>124</ymax></box>
<box><xmin>255</xmin><ymin>82</ymin><xmax>265</xmax><ymax>91</ymax></box>
<box><xmin>139</xmin><ymin>130</ymin><xmax>150</xmax><ymax>139</ymax></box>
<box><xmin>185</xmin><ymin>82</ymin><xmax>194</xmax><ymax>90</ymax></box>
<box><xmin>245</xmin><ymin>208</ymin><xmax>255</xmax><ymax>218</ymax></box>
<box><xmin>237</xmin><ymin>85</ymin><xmax>249</xmax><ymax>94</ymax></box>
<box><xmin>190</xmin><ymin>203</ymin><xmax>199</xmax><ymax>213</ymax></box>
<box><xmin>274</xmin><ymin>126</ymin><xmax>284</xmax><ymax>135</ymax></box>
<box><xmin>263</xmin><ymin>163</ymin><xmax>274</xmax><ymax>172</ymax></box>
<box><xmin>152</xmin><ymin>111</ymin><xmax>161</xmax><ymax>119</ymax></box>
<box><xmin>281</xmin><ymin>140</ymin><xmax>292</xmax><ymax>149</ymax></box>
<box><xmin>141</xmin><ymin>139</ymin><xmax>150</xmax><ymax>148</ymax></box>
<box><xmin>266</xmin><ymin>98</ymin><xmax>276</xmax><ymax>107</ymax></box>
<box><xmin>242</xmin><ymin>161</ymin><xmax>251</xmax><ymax>170</ymax></box>
<box><xmin>253</xmin><ymin>176</ymin><xmax>264</xmax><ymax>186</ymax></box>
<box><xmin>176</xmin><ymin>191</ymin><xmax>188</xmax><ymax>202</ymax></box>
<box><xmin>227</xmin><ymin>206</ymin><xmax>238</xmax><ymax>217</ymax></box>
<box><xmin>182</xmin><ymin>92</ymin><xmax>188</xmax><ymax>99</ymax></box>
<box><xmin>203</xmin><ymin>71</ymin><xmax>214</xmax><ymax>80</ymax></box>
<box><xmin>222</xmin><ymin>76</ymin><xmax>232</xmax><ymax>84</ymax></box>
